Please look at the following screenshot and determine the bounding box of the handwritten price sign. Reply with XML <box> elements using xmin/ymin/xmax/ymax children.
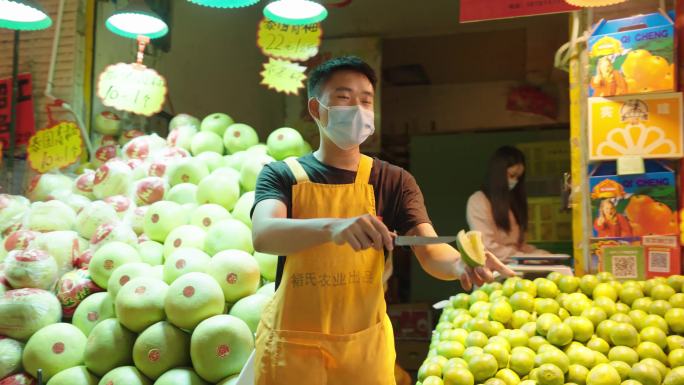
<box><xmin>260</xmin><ymin>58</ymin><xmax>307</xmax><ymax>95</ymax></box>
<box><xmin>97</xmin><ymin>63</ymin><xmax>167</xmax><ymax>116</ymax></box>
<box><xmin>257</xmin><ymin>19</ymin><xmax>322</xmax><ymax>62</ymax></box>
<box><xmin>27</xmin><ymin>122</ymin><xmax>83</xmax><ymax>173</ymax></box>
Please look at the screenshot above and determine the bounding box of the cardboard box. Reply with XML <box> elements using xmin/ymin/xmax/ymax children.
<box><xmin>588</xmin><ymin>11</ymin><xmax>675</xmax><ymax>97</ymax></box>
<box><xmin>588</xmin><ymin>93</ymin><xmax>684</xmax><ymax>160</ymax></box>
<box><xmin>589</xmin><ymin>161</ymin><xmax>677</xmax><ymax>238</ymax></box>
<box><xmin>387</xmin><ymin>303</ymin><xmax>433</xmax><ymax>341</ymax></box>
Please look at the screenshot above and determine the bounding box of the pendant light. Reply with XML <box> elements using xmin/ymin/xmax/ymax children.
<box><xmin>0</xmin><ymin>0</ymin><xmax>52</xmax><ymax>30</ymax></box>
<box><xmin>106</xmin><ymin>0</ymin><xmax>168</xmax><ymax>39</ymax></box>
<box><xmin>263</xmin><ymin>0</ymin><xmax>327</xmax><ymax>25</ymax></box>
<box><xmin>565</xmin><ymin>0</ymin><xmax>627</xmax><ymax>6</ymax></box>
<box><xmin>188</xmin><ymin>0</ymin><xmax>260</xmax><ymax>8</ymax></box>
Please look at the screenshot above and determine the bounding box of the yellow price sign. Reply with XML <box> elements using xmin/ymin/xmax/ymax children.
<box><xmin>27</xmin><ymin>121</ymin><xmax>83</xmax><ymax>173</ymax></box>
<box><xmin>257</xmin><ymin>19</ymin><xmax>322</xmax><ymax>62</ymax></box>
<box><xmin>97</xmin><ymin>63</ymin><xmax>167</xmax><ymax>117</ymax></box>
<box><xmin>260</xmin><ymin>58</ymin><xmax>307</xmax><ymax>95</ymax></box>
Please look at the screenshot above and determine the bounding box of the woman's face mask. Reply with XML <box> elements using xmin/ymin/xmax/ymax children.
<box><xmin>314</xmin><ymin>99</ymin><xmax>375</xmax><ymax>150</ymax></box>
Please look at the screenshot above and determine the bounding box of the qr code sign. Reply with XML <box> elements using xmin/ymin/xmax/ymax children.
<box><xmin>649</xmin><ymin>251</ymin><xmax>671</xmax><ymax>273</ymax></box>
<box><xmin>612</xmin><ymin>255</ymin><xmax>637</xmax><ymax>279</ymax></box>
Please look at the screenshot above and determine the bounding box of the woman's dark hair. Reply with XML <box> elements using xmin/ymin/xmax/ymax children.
<box><xmin>482</xmin><ymin>146</ymin><xmax>528</xmax><ymax>243</ymax></box>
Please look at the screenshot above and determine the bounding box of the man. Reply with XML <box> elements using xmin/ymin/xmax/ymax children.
<box><xmin>251</xmin><ymin>56</ymin><xmax>514</xmax><ymax>385</ymax></box>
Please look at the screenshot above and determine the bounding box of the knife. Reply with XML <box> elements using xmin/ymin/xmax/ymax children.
<box><xmin>394</xmin><ymin>235</ymin><xmax>458</xmax><ymax>246</ymax></box>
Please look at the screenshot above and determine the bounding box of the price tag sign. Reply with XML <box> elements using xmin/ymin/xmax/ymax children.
<box><xmin>27</xmin><ymin>121</ymin><xmax>83</xmax><ymax>173</ymax></box>
<box><xmin>260</xmin><ymin>58</ymin><xmax>307</xmax><ymax>95</ymax></box>
<box><xmin>97</xmin><ymin>63</ymin><xmax>167</xmax><ymax>117</ymax></box>
<box><xmin>257</xmin><ymin>19</ymin><xmax>322</xmax><ymax>62</ymax></box>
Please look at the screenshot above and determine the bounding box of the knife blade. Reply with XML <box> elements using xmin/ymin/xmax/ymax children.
<box><xmin>394</xmin><ymin>235</ymin><xmax>458</xmax><ymax>246</ymax></box>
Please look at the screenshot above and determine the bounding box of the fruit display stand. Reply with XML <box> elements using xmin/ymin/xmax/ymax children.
<box><xmin>0</xmin><ymin>112</ymin><xmax>313</xmax><ymax>385</ymax></box>
<box><xmin>416</xmin><ymin>273</ymin><xmax>684</xmax><ymax>385</ymax></box>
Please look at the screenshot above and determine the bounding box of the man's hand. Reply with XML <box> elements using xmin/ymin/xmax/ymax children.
<box><xmin>455</xmin><ymin>251</ymin><xmax>516</xmax><ymax>291</ymax></box>
<box><xmin>327</xmin><ymin>214</ymin><xmax>394</xmax><ymax>252</ymax></box>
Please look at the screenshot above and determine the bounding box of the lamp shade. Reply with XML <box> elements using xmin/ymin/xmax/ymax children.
<box><xmin>263</xmin><ymin>0</ymin><xmax>327</xmax><ymax>25</ymax></box>
<box><xmin>0</xmin><ymin>0</ymin><xmax>52</xmax><ymax>30</ymax></box>
<box><xmin>565</xmin><ymin>0</ymin><xmax>627</xmax><ymax>7</ymax></box>
<box><xmin>188</xmin><ymin>0</ymin><xmax>260</xmax><ymax>8</ymax></box>
<box><xmin>106</xmin><ymin>0</ymin><xmax>168</xmax><ymax>39</ymax></box>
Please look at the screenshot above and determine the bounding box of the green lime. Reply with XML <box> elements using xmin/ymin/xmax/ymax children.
<box><xmin>470</xmin><ymin>290</ymin><xmax>490</xmax><ymax>305</ymax></box>
<box><xmin>471</xmin><ymin>318</ymin><xmax>494</xmax><ymax>336</ymax></box>
<box><xmin>567</xmin><ymin>364</ymin><xmax>589</xmax><ymax>385</ymax></box>
<box><xmin>596</xmin><ymin>272</ymin><xmax>614</xmax><ymax>282</ymax></box>
<box><xmin>490</xmin><ymin>321</ymin><xmax>505</xmax><ymax>337</ymax></box>
<box><xmin>564</xmin><ymin>293</ymin><xmax>592</xmax><ymax>316</ymax></box>
<box><xmin>536</xmin><ymin>364</ymin><xmax>563</xmax><ymax>385</ymax></box>
<box><xmin>469</xmin><ymin>353</ymin><xmax>499</xmax><ymax>382</ymax></box>
<box><xmin>668</xmin><ymin>348</ymin><xmax>684</xmax><ymax>368</ymax></box>
<box><xmin>669</xmin><ymin>293</ymin><xmax>684</xmax><ymax>309</ymax></box>
<box><xmin>444</xmin><ymin>357</ymin><xmax>469</xmax><ymax>371</ymax></box>
<box><xmin>506</xmin><ymin>329</ymin><xmax>530</xmax><ymax>348</ymax></box>
<box><xmin>636</xmin><ymin>342</ymin><xmax>668</xmax><ymax>363</ymax></box>
<box><xmin>610</xmin><ymin>323</ymin><xmax>639</xmax><ymax>348</ymax></box>
<box><xmin>452</xmin><ymin>293</ymin><xmax>471</xmax><ymax>309</ymax></box>
<box><xmin>651</xmin><ymin>284</ymin><xmax>676</xmax><ymax>301</ymax></box>
<box><xmin>428</xmin><ymin>355</ymin><xmax>449</xmax><ymax>368</ymax></box>
<box><xmin>496</xmin><ymin>368</ymin><xmax>521</xmax><ymax>385</ymax></box>
<box><xmin>515</xmin><ymin>279</ymin><xmax>537</xmax><ymax>297</ymax></box>
<box><xmin>547</xmin><ymin>272</ymin><xmax>563</xmax><ymax>284</ymax></box>
<box><xmin>580</xmin><ymin>275</ymin><xmax>600</xmax><ymax>297</ymax></box>
<box><xmin>490</xmin><ymin>290</ymin><xmax>505</xmax><ymax>303</ymax></box>
<box><xmin>438</xmin><ymin>341</ymin><xmax>466</xmax><ymax>359</ymax></box>
<box><xmin>490</xmin><ymin>301</ymin><xmax>513</xmax><ymax>324</ymax></box>
<box><xmin>631</xmin><ymin>298</ymin><xmax>653</xmax><ymax>313</ymax></box>
<box><xmin>639</xmin><ymin>326</ymin><xmax>667</xmax><ymax>349</ymax></box>
<box><xmin>668</xmin><ymin>335</ymin><xmax>684</xmax><ymax>352</ymax></box>
<box><xmin>619</xmin><ymin>286</ymin><xmax>644</xmax><ymax>306</ymax></box>
<box><xmin>485</xmin><ymin>378</ymin><xmax>508</xmax><ymax>385</ymax></box>
<box><xmin>443</xmin><ymin>366</ymin><xmax>475</xmax><ymax>385</ymax></box>
<box><xmin>535</xmin><ymin>298</ymin><xmax>560</xmax><ymax>315</ymax></box>
<box><xmin>418</xmin><ymin>362</ymin><xmax>443</xmax><ymax>381</ymax></box>
<box><xmin>488</xmin><ymin>336</ymin><xmax>511</xmax><ymax>351</ymax></box>
<box><xmin>610</xmin><ymin>313</ymin><xmax>633</xmax><ymax>325</ymax></box>
<box><xmin>608</xmin><ymin>346</ymin><xmax>639</xmax><ymax>366</ymax></box>
<box><xmin>628</xmin><ymin>362</ymin><xmax>662</xmax><ymax>385</ymax></box>
<box><xmin>587</xmin><ymin>364</ymin><xmax>621</xmax><ymax>385</ymax></box>
<box><xmin>537</xmin><ymin>314</ymin><xmax>562</xmax><ymax>337</ymax></box>
<box><xmin>484</xmin><ymin>343</ymin><xmax>510</xmax><ymax>369</ymax></box>
<box><xmin>582</xmin><ymin>307</ymin><xmax>608</xmax><ymax>327</ymax></box>
<box><xmin>535</xmin><ymin>278</ymin><xmax>560</xmax><ymax>299</ymax></box>
<box><xmin>649</xmin><ymin>300</ymin><xmax>672</xmax><ymax>317</ymax></box>
<box><xmin>437</xmin><ymin>322</ymin><xmax>454</xmax><ymax>333</ymax></box>
<box><xmin>594</xmin><ymin>351</ymin><xmax>610</xmax><ymax>366</ymax></box>
<box><xmin>564</xmin><ymin>316</ymin><xmax>594</xmax><ymax>343</ymax></box>
<box><xmin>667</xmin><ymin>275</ymin><xmax>684</xmax><ymax>292</ymax></box>
<box><xmin>610</xmin><ymin>361</ymin><xmax>631</xmax><ymax>381</ymax></box>
<box><xmin>621</xmin><ymin>380</ymin><xmax>643</xmax><ymax>385</ymax></box>
<box><xmin>587</xmin><ymin>337</ymin><xmax>610</xmax><ymax>355</ymax></box>
<box><xmin>594</xmin><ymin>297</ymin><xmax>618</xmax><ymax>317</ymax></box>
<box><xmin>629</xmin><ymin>309</ymin><xmax>648</xmax><ymax>331</ymax></box>
<box><xmin>534</xmin><ymin>350</ymin><xmax>569</xmax><ymax>373</ymax></box>
<box><xmin>503</xmin><ymin>277</ymin><xmax>522</xmax><ymax>297</ymax></box>
<box><xmin>424</xmin><ymin>376</ymin><xmax>445</xmax><ymax>385</ymax></box>
<box><xmin>663</xmin><ymin>367</ymin><xmax>684</xmax><ymax>385</ymax></box>
<box><xmin>616</xmin><ymin>303</ymin><xmax>631</xmax><ymax>314</ymax></box>
<box><xmin>510</xmin><ymin>292</ymin><xmax>535</xmax><ymax>313</ymax></box>
<box><xmin>519</xmin><ymin>381</ymin><xmax>537</xmax><ymax>385</ymax></box>
<box><xmin>521</xmin><ymin>322</ymin><xmax>537</xmax><ymax>338</ymax></box>
<box><xmin>593</xmin><ymin>283</ymin><xmax>618</xmax><ymax>302</ymax></box>
<box><xmin>453</xmin><ymin>314</ymin><xmax>474</xmax><ymax>328</ymax></box>
<box><xmin>547</xmin><ymin>323</ymin><xmax>573</xmax><ymax>347</ymax></box>
<box><xmin>559</xmin><ymin>276</ymin><xmax>580</xmax><ymax>294</ymax></box>
<box><xmin>470</xmin><ymin>301</ymin><xmax>492</xmax><ymax>317</ymax></box>
<box><xmin>567</xmin><ymin>345</ymin><xmax>596</xmax><ymax>368</ymax></box>
<box><xmin>510</xmin><ymin>346</ymin><xmax>536</xmax><ymax>376</ymax></box>
<box><xmin>558</xmin><ymin>308</ymin><xmax>570</xmax><ymax>321</ymax></box>
<box><xmin>643</xmin><ymin>315</ymin><xmax>669</xmax><ymax>333</ymax></box>
<box><xmin>596</xmin><ymin>320</ymin><xmax>618</xmax><ymax>342</ymax></box>
<box><xmin>466</xmin><ymin>331</ymin><xmax>489</xmax><ymax>348</ymax></box>
<box><xmin>528</xmin><ymin>336</ymin><xmax>548</xmax><ymax>352</ymax></box>
<box><xmin>666</xmin><ymin>308</ymin><xmax>684</xmax><ymax>334</ymax></box>
<box><xmin>639</xmin><ymin>358</ymin><xmax>668</xmax><ymax>379</ymax></box>
<box><xmin>463</xmin><ymin>346</ymin><xmax>484</xmax><ymax>363</ymax></box>
<box><xmin>511</xmin><ymin>310</ymin><xmax>532</xmax><ymax>329</ymax></box>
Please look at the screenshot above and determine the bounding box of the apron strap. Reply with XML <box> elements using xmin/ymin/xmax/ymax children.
<box><xmin>354</xmin><ymin>155</ymin><xmax>373</xmax><ymax>184</ymax></box>
<box><xmin>284</xmin><ymin>158</ymin><xmax>310</xmax><ymax>184</ymax></box>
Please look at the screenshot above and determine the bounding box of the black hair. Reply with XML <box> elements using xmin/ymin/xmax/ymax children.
<box><xmin>481</xmin><ymin>146</ymin><xmax>528</xmax><ymax>243</ymax></box>
<box><xmin>307</xmin><ymin>56</ymin><xmax>377</xmax><ymax>98</ymax></box>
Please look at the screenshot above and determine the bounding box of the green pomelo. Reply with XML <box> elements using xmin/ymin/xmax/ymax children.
<box><xmin>168</xmin><ymin>158</ymin><xmax>210</xmax><ymax>186</ymax></box>
<box><xmin>150</xmin><ymin>265</ymin><xmax>164</xmax><ymax>280</ymax></box>
<box><xmin>231</xmin><ymin>192</ymin><xmax>254</xmax><ymax>228</ymax></box>
<box><xmin>4</xmin><ymin>249</ymin><xmax>58</xmax><ymax>290</ymax></box>
<box><xmin>0</xmin><ymin>337</ymin><xmax>24</xmax><ymax>379</ymax></box>
<box><xmin>89</xmin><ymin>222</ymin><xmax>138</xmax><ymax>251</ymax></box>
<box><xmin>153</xmin><ymin>368</ymin><xmax>209</xmax><ymax>385</ymax></box>
<box><xmin>75</xmin><ymin>202</ymin><xmax>118</xmax><ymax>239</ymax></box>
<box><xmin>205</xmin><ymin>219</ymin><xmax>253</xmax><ymax>255</ymax></box>
<box><xmin>46</xmin><ymin>366</ymin><xmax>98</xmax><ymax>385</ymax></box>
<box><xmin>208</xmin><ymin>250</ymin><xmax>261</xmax><ymax>303</ymax></box>
<box><xmin>72</xmin><ymin>292</ymin><xmax>115</xmax><ymax>336</ymax></box>
<box><xmin>92</xmin><ymin>160</ymin><xmax>133</xmax><ymax>200</ymax></box>
<box><xmin>163</xmin><ymin>248</ymin><xmax>211</xmax><ymax>284</ymax></box>
<box><xmin>83</xmin><ymin>318</ymin><xmax>135</xmax><ymax>376</ymax></box>
<box><xmin>191</xmin><ymin>131</ymin><xmax>224</xmax><ymax>156</ymax></box>
<box><xmin>201</xmin><ymin>113</ymin><xmax>234</xmax><ymax>137</ymax></box>
<box><xmin>133</xmin><ymin>321</ymin><xmax>191</xmax><ymax>379</ymax></box>
<box><xmin>115</xmin><ymin>276</ymin><xmax>169</xmax><ymax>332</ymax></box>
<box><xmin>165</xmin><ymin>183</ymin><xmax>198</xmax><ymax>205</ymax></box>
<box><xmin>107</xmin><ymin>262</ymin><xmax>152</xmax><ymax>300</ymax></box>
<box><xmin>33</xmin><ymin>231</ymin><xmax>88</xmax><ymax>275</ymax></box>
<box><xmin>239</xmin><ymin>154</ymin><xmax>274</xmax><ymax>192</ymax></box>
<box><xmin>22</xmin><ymin>323</ymin><xmax>87</xmax><ymax>381</ymax></box>
<box><xmin>138</xmin><ymin>241</ymin><xmax>164</xmax><ymax>266</ymax></box>
<box><xmin>266</xmin><ymin>127</ymin><xmax>305</xmax><ymax>160</ymax></box>
<box><xmin>228</xmin><ymin>293</ymin><xmax>271</xmax><ymax>333</ymax></box>
<box><xmin>216</xmin><ymin>374</ymin><xmax>238</xmax><ymax>385</ymax></box>
<box><xmin>167</xmin><ymin>124</ymin><xmax>198</xmax><ymax>151</ymax></box>
<box><xmin>165</xmin><ymin>272</ymin><xmax>225</xmax><ymax>330</ymax></box>
<box><xmin>163</xmin><ymin>225</ymin><xmax>206</xmax><ymax>258</ymax></box>
<box><xmin>0</xmin><ymin>288</ymin><xmax>62</xmax><ymax>340</ymax></box>
<box><xmin>143</xmin><ymin>201</ymin><xmax>189</xmax><ymax>242</ymax></box>
<box><xmin>196</xmin><ymin>173</ymin><xmax>240</xmax><ymax>211</ymax></box>
<box><xmin>27</xmin><ymin>200</ymin><xmax>76</xmax><ymax>232</ymax></box>
<box><xmin>223</xmin><ymin>123</ymin><xmax>259</xmax><ymax>154</ymax></box>
<box><xmin>28</xmin><ymin>173</ymin><xmax>73</xmax><ymax>201</ymax></box>
<box><xmin>253</xmin><ymin>251</ymin><xmax>277</xmax><ymax>282</ymax></box>
<box><xmin>89</xmin><ymin>241</ymin><xmax>141</xmax><ymax>289</ymax></box>
<box><xmin>98</xmin><ymin>366</ymin><xmax>152</xmax><ymax>385</ymax></box>
<box><xmin>196</xmin><ymin>151</ymin><xmax>226</xmax><ymax>172</ymax></box>
<box><xmin>169</xmin><ymin>113</ymin><xmax>200</xmax><ymax>131</ymax></box>
<box><xmin>190</xmin><ymin>315</ymin><xmax>254</xmax><ymax>382</ymax></box>
<box><xmin>257</xmin><ymin>282</ymin><xmax>275</xmax><ymax>296</ymax></box>
<box><xmin>224</xmin><ymin>151</ymin><xmax>247</xmax><ymax>171</ymax></box>
<box><xmin>190</xmin><ymin>204</ymin><xmax>232</xmax><ymax>231</ymax></box>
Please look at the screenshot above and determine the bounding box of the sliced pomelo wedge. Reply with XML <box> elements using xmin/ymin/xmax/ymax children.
<box><xmin>456</xmin><ymin>230</ymin><xmax>486</xmax><ymax>267</ymax></box>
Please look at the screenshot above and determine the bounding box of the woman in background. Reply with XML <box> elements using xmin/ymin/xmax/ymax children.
<box><xmin>466</xmin><ymin>146</ymin><xmax>547</xmax><ymax>263</ymax></box>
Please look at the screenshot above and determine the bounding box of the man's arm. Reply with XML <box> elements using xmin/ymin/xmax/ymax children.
<box><xmin>252</xmin><ymin>199</ymin><xmax>394</xmax><ymax>256</ymax></box>
<box><xmin>407</xmin><ymin>222</ymin><xmax>515</xmax><ymax>290</ymax></box>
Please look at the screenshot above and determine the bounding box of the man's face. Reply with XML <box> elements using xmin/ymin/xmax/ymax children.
<box><xmin>309</xmin><ymin>70</ymin><xmax>375</xmax><ymax>128</ymax></box>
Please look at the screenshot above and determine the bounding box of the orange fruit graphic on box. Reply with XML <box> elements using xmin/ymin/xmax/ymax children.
<box><xmin>625</xmin><ymin>196</ymin><xmax>677</xmax><ymax>236</ymax></box>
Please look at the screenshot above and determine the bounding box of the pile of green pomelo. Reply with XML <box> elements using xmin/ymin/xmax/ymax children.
<box><xmin>417</xmin><ymin>272</ymin><xmax>684</xmax><ymax>385</ymax></box>
<box><xmin>0</xmin><ymin>112</ymin><xmax>312</xmax><ymax>385</ymax></box>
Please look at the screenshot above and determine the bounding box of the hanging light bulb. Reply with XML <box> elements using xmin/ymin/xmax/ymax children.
<box><xmin>0</xmin><ymin>0</ymin><xmax>52</xmax><ymax>30</ymax></box>
<box><xmin>187</xmin><ymin>0</ymin><xmax>260</xmax><ymax>8</ymax></box>
<box><xmin>565</xmin><ymin>0</ymin><xmax>627</xmax><ymax>7</ymax></box>
<box><xmin>106</xmin><ymin>0</ymin><xmax>168</xmax><ymax>39</ymax></box>
<box><xmin>263</xmin><ymin>0</ymin><xmax>327</xmax><ymax>25</ymax></box>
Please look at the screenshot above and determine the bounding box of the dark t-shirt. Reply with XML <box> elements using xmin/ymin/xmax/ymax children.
<box><xmin>251</xmin><ymin>153</ymin><xmax>431</xmax><ymax>287</ymax></box>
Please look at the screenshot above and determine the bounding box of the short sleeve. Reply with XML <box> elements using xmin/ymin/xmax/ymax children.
<box><xmin>250</xmin><ymin>162</ymin><xmax>294</xmax><ymax>218</ymax></box>
<box><xmin>393</xmin><ymin>170</ymin><xmax>431</xmax><ymax>235</ymax></box>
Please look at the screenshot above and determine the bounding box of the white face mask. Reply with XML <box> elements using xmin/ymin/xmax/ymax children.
<box><xmin>508</xmin><ymin>179</ymin><xmax>518</xmax><ymax>190</ymax></box>
<box><xmin>315</xmin><ymin>100</ymin><xmax>375</xmax><ymax>150</ymax></box>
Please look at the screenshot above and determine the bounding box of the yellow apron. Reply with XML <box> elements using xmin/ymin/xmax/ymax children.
<box><xmin>254</xmin><ymin>154</ymin><xmax>396</xmax><ymax>385</ymax></box>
